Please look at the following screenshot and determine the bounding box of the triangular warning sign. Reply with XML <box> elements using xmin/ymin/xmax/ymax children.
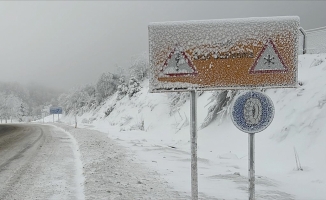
<box><xmin>160</xmin><ymin>47</ymin><xmax>197</xmax><ymax>77</ymax></box>
<box><xmin>249</xmin><ymin>39</ymin><xmax>288</xmax><ymax>74</ymax></box>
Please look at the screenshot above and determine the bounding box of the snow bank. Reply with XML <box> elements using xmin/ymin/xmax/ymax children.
<box><xmin>49</xmin><ymin>53</ymin><xmax>326</xmax><ymax>199</ymax></box>
<box><xmin>54</xmin><ymin>123</ymin><xmax>186</xmax><ymax>199</ymax></box>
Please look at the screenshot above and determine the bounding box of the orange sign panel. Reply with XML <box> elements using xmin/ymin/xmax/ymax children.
<box><xmin>148</xmin><ymin>16</ymin><xmax>299</xmax><ymax>92</ymax></box>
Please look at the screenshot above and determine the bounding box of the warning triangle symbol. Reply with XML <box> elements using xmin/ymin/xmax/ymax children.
<box><xmin>160</xmin><ymin>47</ymin><xmax>197</xmax><ymax>77</ymax></box>
<box><xmin>249</xmin><ymin>39</ymin><xmax>288</xmax><ymax>74</ymax></box>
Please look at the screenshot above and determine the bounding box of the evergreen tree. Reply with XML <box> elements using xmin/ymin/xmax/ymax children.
<box><xmin>19</xmin><ymin>103</ymin><xmax>24</xmax><ymax>121</ymax></box>
<box><xmin>117</xmin><ymin>77</ymin><xmax>128</xmax><ymax>100</ymax></box>
<box><xmin>127</xmin><ymin>76</ymin><xmax>141</xmax><ymax>98</ymax></box>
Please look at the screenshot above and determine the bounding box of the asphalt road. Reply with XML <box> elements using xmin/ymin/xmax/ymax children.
<box><xmin>0</xmin><ymin>124</ymin><xmax>82</xmax><ymax>200</ymax></box>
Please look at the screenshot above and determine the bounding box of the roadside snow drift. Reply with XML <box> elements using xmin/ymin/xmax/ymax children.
<box><xmin>45</xmin><ymin>53</ymin><xmax>326</xmax><ymax>200</ymax></box>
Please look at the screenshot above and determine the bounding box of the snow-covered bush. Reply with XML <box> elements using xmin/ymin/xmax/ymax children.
<box><xmin>0</xmin><ymin>93</ymin><xmax>24</xmax><ymax>122</ymax></box>
<box><xmin>310</xmin><ymin>58</ymin><xmax>324</xmax><ymax>67</ymax></box>
<box><xmin>59</xmin><ymin>94</ymin><xmax>70</xmax><ymax>114</ymax></box>
<box><xmin>81</xmin><ymin>117</ymin><xmax>96</xmax><ymax>124</ymax></box>
<box><xmin>130</xmin><ymin>118</ymin><xmax>145</xmax><ymax>131</ymax></box>
<box><xmin>18</xmin><ymin>102</ymin><xmax>29</xmax><ymax>122</ymax></box>
<box><xmin>167</xmin><ymin>91</ymin><xmax>204</xmax><ymax>116</ymax></box>
<box><xmin>129</xmin><ymin>52</ymin><xmax>149</xmax><ymax>81</ymax></box>
<box><xmin>200</xmin><ymin>90</ymin><xmax>237</xmax><ymax>129</ymax></box>
<box><xmin>167</xmin><ymin>92</ymin><xmax>190</xmax><ymax>115</ymax></box>
<box><xmin>119</xmin><ymin>115</ymin><xmax>133</xmax><ymax>127</ymax></box>
<box><xmin>96</xmin><ymin>72</ymin><xmax>119</xmax><ymax>103</ymax></box>
<box><xmin>81</xmin><ymin>84</ymin><xmax>97</xmax><ymax>110</ymax></box>
<box><xmin>82</xmin><ymin>118</ymin><xmax>89</xmax><ymax>124</ymax></box>
<box><xmin>59</xmin><ymin>84</ymin><xmax>98</xmax><ymax>115</ymax></box>
<box><xmin>116</xmin><ymin>77</ymin><xmax>128</xmax><ymax>100</ymax></box>
<box><xmin>128</xmin><ymin>76</ymin><xmax>141</xmax><ymax>98</ymax></box>
<box><xmin>105</xmin><ymin>104</ymin><xmax>116</xmax><ymax>117</ymax></box>
<box><xmin>62</xmin><ymin>89</ymin><xmax>90</xmax><ymax>115</ymax></box>
<box><xmin>171</xmin><ymin>111</ymin><xmax>189</xmax><ymax>134</ymax></box>
<box><xmin>89</xmin><ymin>117</ymin><xmax>96</xmax><ymax>124</ymax></box>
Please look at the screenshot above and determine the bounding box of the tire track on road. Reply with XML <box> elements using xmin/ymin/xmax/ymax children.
<box><xmin>0</xmin><ymin>124</ymin><xmax>84</xmax><ymax>200</ymax></box>
<box><xmin>0</xmin><ymin>127</ymin><xmax>44</xmax><ymax>172</ymax></box>
<box><xmin>0</xmin><ymin>126</ymin><xmax>45</xmax><ymax>200</ymax></box>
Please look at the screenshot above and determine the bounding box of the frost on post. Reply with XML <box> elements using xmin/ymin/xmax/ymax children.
<box><xmin>148</xmin><ymin>16</ymin><xmax>299</xmax><ymax>93</ymax></box>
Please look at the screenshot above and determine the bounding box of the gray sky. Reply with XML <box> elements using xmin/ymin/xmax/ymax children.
<box><xmin>0</xmin><ymin>1</ymin><xmax>325</xmax><ymax>90</ymax></box>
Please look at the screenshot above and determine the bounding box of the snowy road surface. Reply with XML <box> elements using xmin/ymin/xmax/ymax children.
<box><xmin>0</xmin><ymin>124</ymin><xmax>84</xmax><ymax>200</ymax></box>
<box><xmin>0</xmin><ymin>123</ymin><xmax>298</xmax><ymax>199</ymax></box>
<box><xmin>0</xmin><ymin>124</ymin><xmax>185</xmax><ymax>200</ymax></box>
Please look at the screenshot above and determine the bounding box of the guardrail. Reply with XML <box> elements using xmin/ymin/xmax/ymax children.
<box><xmin>299</xmin><ymin>26</ymin><xmax>326</xmax><ymax>54</ymax></box>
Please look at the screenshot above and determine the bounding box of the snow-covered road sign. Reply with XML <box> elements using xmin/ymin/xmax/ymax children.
<box><xmin>231</xmin><ymin>91</ymin><xmax>274</xmax><ymax>134</ymax></box>
<box><xmin>149</xmin><ymin>16</ymin><xmax>299</xmax><ymax>92</ymax></box>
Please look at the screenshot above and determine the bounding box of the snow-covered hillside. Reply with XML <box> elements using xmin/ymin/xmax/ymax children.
<box><xmin>43</xmin><ymin>53</ymin><xmax>326</xmax><ymax>199</ymax></box>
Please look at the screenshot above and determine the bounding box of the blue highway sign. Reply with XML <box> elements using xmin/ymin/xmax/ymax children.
<box><xmin>50</xmin><ymin>107</ymin><xmax>63</xmax><ymax>114</ymax></box>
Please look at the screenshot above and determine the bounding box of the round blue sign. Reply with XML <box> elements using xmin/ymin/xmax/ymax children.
<box><xmin>231</xmin><ymin>91</ymin><xmax>274</xmax><ymax>134</ymax></box>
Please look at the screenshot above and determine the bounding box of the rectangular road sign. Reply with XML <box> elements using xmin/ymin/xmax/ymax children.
<box><xmin>148</xmin><ymin>16</ymin><xmax>299</xmax><ymax>92</ymax></box>
<box><xmin>50</xmin><ymin>107</ymin><xmax>63</xmax><ymax>114</ymax></box>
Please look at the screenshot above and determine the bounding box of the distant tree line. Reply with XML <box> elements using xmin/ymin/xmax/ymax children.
<box><xmin>0</xmin><ymin>82</ymin><xmax>63</xmax><ymax>122</ymax></box>
<box><xmin>57</xmin><ymin>52</ymin><xmax>235</xmax><ymax>129</ymax></box>
<box><xmin>59</xmin><ymin>53</ymin><xmax>148</xmax><ymax>116</ymax></box>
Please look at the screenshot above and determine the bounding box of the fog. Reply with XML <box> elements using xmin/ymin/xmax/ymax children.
<box><xmin>0</xmin><ymin>1</ymin><xmax>325</xmax><ymax>90</ymax></box>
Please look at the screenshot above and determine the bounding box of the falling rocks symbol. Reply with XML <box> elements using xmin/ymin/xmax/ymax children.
<box><xmin>160</xmin><ymin>46</ymin><xmax>197</xmax><ymax>77</ymax></box>
<box><xmin>231</xmin><ymin>91</ymin><xmax>274</xmax><ymax>134</ymax></box>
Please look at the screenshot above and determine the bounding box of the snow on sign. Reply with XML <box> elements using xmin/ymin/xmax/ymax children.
<box><xmin>148</xmin><ymin>16</ymin><xmax>299</xmax><ymax>92</ymax></box>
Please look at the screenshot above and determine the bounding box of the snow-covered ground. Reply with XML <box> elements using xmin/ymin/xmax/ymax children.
<box><xmin>53</xmin><ymin>123</ymin><xmax>186</xmax><ymax>200</ymax></box>
<box><xmin>39</xmin><ymin>53</ymin><xmax>326</xmax><ymax>199</ymax></box>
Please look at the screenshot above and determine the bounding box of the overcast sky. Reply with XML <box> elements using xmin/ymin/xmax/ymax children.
<box><xmin>0</xmin><ymin>1</ymin><xmax>325</xmax><ymax>90</ymax></box>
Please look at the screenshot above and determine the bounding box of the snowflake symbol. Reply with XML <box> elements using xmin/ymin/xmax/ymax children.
<box><xmin>264</xmin><ymin>54</ymin><xmax>275</xmax><ymax>67</ymax></box>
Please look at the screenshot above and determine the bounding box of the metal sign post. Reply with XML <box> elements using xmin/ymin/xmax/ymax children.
<box><xmin>231</xmin><ymin>91</ymin><xmax>275</xmax><ymax>200</ymax></box>
<box><xmin>190</xmin><ymin>90</ymin><xmax>198</xmax><ymax>200</ymax></box>
<box><xmin>249</xmin><ymin>133</ymin><xmax>255</xmax><ymax>200</ymax></box>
